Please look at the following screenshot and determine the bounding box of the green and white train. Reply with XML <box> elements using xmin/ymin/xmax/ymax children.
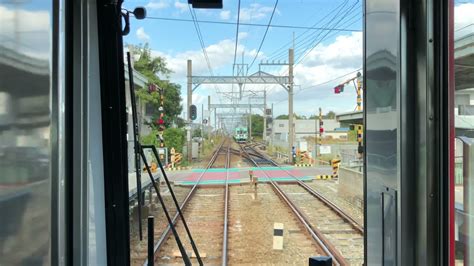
<box><xmin>234</xmin><ymin>126</ymin><xmax>248</xmax><ymax>143</ymax></box>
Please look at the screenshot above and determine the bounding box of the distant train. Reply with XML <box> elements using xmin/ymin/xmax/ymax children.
<box><xmin>234</xmin><ymin>126</ymin><xmax>248</xmax><ymax>143</ymax></box>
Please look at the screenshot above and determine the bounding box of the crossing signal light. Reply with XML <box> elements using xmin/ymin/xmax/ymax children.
<box><xmin>190</xmin><ymin>105</ymin><xmax>197</xmax><ymax>120</ymax></box>
<box><xmin>148</xmin><ymin>83</ymin><xmax>158</xmax><ymax>92</ymax></box>
<box><xmin>334</xmin><ymin>85</ymin><xmax>344</xmax><ymax>94</ymax></box>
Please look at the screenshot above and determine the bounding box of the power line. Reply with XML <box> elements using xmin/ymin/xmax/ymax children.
<box><xmin>298</xmin><ymin>68</ymin><xmax>362</xmax><ymax>92</ymax></box>
<box><xmin>248</xmin><ymin>0</ymin><xmax>279</xmax><ymax>69</ymax></box>
<box><xmin>273</xmin><ymin>68</ymin><xmax>362</xmax><ymax>104</ymax></box>
<box><xmin>188</xmin><ymin>4</ymin><xmax>213</xmax><ymax>75</ymax></box>
<box><xmin>270</xmin><ymin>2</ymin><xmax>360</xmax><ymax>63</ymax></box>
<box><xmin>268</xmin><ymin>0</ymin><xmax>350</xmax><ymax>60</ymax></box>
<box><xmin>187</xmin><ymin>5</ymin><xmax>227</xmax><ymax>104</ymax></box>
<box><xmin>294</xmin><ymin>0</ymin><xmax>355</xmax><ymax>64</ymax></box>
<box><xmin>144</xmin><ymin>16</ymin><xmax>361</xmax><ymax>32</ymax></box>
<box><xmin>270</xmin><ymin>11</ymin><xmax>360</xmax><ymax>62</ymax></box>
<box><xmin>296</xmin><ymin>0</ymin><xmax>360</xmax><ymax>65</ymax></box>
<box><xmin>233</xmin><ymin>0</ymin><xmax>241</xmax><ymax>68</ymax></box>
<box><xmin>293</xmin><ymin>13</ymin><xmax>361</xmax><ymax>63</ymax></box>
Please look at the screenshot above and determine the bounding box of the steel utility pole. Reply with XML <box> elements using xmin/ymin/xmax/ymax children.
<box><xmin>288</xmin><ymin>48</ymin><xmax>294</xmax><ymax>161</ymax></box>
<box><xmin>263</xmin><ymin>89</ymin><xmax>267</xmax><ymax>142</ymax></box>
<box><xmin>187</xmin><ymin>60</ymin><xmax>192</xmax><ymax>162</ymax></box>
<box><xmin>248</xmin><ymin>104</ymin><xmax>252</xmax><ymax>141</ymax></box>
<box><xmin>201</xmin><ymin>104</ymin><xmax>204</xmax><ymax>138</ymax></box>
<box><xmin>271</xmin><ymin>103</ymin><xmax>274</xmax><ymax>145</ymax></box>
<box><xmin>208</xmin><ymin>95</ymin><xmax>211</xmax><ymax>135</ymax></box>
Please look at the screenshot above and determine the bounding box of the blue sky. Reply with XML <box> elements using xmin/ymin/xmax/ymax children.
<box><xmin>123</xmin><ymin>0</ymin><xmax>364</xmax><ymax>123</ymax></box>
<box><xmin>121</xmin><ymin>0</ymin><xmax>473</xmax><ymax>126</ymax></box>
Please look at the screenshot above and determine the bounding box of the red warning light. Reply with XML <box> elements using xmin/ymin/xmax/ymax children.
<box><xmin>319</xmin><ymin>127</ymin><xmax>324</xmax><ymax>134</ymax></box>
<box><xmin>148</xmin><ymin>84</ymin><xmax>157</xmax><ymax>92</ymax></box>
<box><xmin>334</xmin><ymin>85</ymin><xmax>344</xmax><ymax>94</ymax></box>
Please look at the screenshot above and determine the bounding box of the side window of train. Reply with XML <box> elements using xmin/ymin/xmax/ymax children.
<box><xmin>0</xmin><ymin>1</ymin><xmax>56</xmax><ymax>265</ymax></box>
<box><xmin>452</xmin><ymin>2</ymin><xmax>474</xmax><ymax>265</ymax></box>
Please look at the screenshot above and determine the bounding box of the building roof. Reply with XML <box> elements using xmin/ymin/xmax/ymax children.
<box><xmin>124</xmin><ymin>64</ymin><xmax>148</xmax><ymax>88</ymax></box>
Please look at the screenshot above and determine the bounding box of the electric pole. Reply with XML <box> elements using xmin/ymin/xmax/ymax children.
<box><xmin>263</xmin><ymin>89</ymin><xmax>267</xmax><ymax>142</ymax></box>
<box><xmin>208</xmin><ymin>95</ymin><xmax>211</xmax><ymax>136</ymax></box>
<box><xmin>288</xmin><ymin>48</ymin><xmax>294</xmax><ymax>161</ymax></box>
<box><xmin>248</xmin><ymin>102</ymin><xmax>252</xmax><ymax>141</ymax></box>
<box><xmin>201</xmin><ymin>104</ymin><xmax>204</xmax><ymax>138</ymax></box>
<box><xmin>187</xmin><ymin>60</ymin><xmax>192</xmax><ymax>163</ymax></box>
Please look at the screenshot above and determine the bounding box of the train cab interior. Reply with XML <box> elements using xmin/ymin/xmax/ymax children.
<box><xmin>0</xmin><ymin>0</ymin><xmax>473</xmax><ymax>265</ymax></box>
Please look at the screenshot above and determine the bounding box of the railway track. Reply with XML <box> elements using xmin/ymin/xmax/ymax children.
<box><xmin>148</xmin><ymin>140</ymin><xmax>231</xmax><ymax>265</ymax></box>
<box><xmin>240</xmin><ymin>143</ymin><xmax>364</xmax><ymax>265</ymax></box>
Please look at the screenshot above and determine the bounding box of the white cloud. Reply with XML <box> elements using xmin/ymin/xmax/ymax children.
<box><xmin>174</xmin><ymin>1</ymin><xmax>188</xmax><ymax>13</ymax></box>
<box><xmin>239</xmin><ymin>3</ymin><xmax>279</xmax><ymax>22</ymax></box>
<box><xmin>294</xmin><ymin>32</ymin><xmax>362</xmax><ymax>86</ymax></box>
<box><xmin>149</xmin><ymin>31</ymin><xmax>362</xmax><ymax>116</ymax></box>
<box><xmin>146</xmin><ymin>0</ymin><xmax>170</xmax><ymax>10</ymax></box>
<box><xmin>136</xmin><ymin>27</ymin><xmax>150</xmax><ymax>43</ymax></box>
<box><xmin>151</xmin><ymin>38</ymin><xmax>252</xmax><ymax>80</ymax></box>
<box><xmin>238</xmin><ymin>31</ymin><xmax>249</xmax><ymax>40</ymax></box>
<box><xmin>267</xmin><ymin>32</ymin><xmax>363</xmax><ymax>115</ymax></box>
<box><xmin>220</xmin><ymin>10</ymin><xmax>231</xmax><ymax>20</ymax></box>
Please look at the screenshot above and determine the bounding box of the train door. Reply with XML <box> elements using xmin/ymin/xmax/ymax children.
<box><xmin>364</xmin><ymin>0</ymin><xmax>456</xmax><ymax>265</ymax></box>
<box><xmin>450</xmin><ymin>1</ymin><xmax>474</xmax><ymax>265</ymax></box>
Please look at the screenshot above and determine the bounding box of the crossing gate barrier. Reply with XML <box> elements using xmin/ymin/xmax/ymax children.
<box><xmin>331</xmin><ymin>158</ymin><xmax>341</xmax><ymax>179</ymax></box>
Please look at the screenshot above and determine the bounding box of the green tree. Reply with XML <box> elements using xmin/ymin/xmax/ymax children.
<box><xmin>163</xmin><ymin>128</ymin><xmax>186</xmax><ymax>153</ymax></box>
<box><xmin>347</xmin><ymin>128</ymin><xmax>357</xmax><ymax>142</ymax></box>
<box><xmin>275</xmin><ymin>113</ymin><xmax>303</xmax><ymax>119</ymax></box>
<box><xmin>324</xmin><ymin>111</ymin><xmax>336</xmax><ymax>119</ymax></box>
<box><xmin>276</xmin><ymin>114</ymin><xmax>289</xmax><ymax>119</ymax></box>
<box><xmin>192</xmin><ymin>128</ymin><xmax>202</xmax><ymax>138</ymax></box>
<box><xmin>141</xmin><ymin>128</ymin><xmax>186</xmax><ymax>154</ymax></box>
<box><xmin>131</xmin><ymin>43</ymin><xmax>183</xmax><ymax>128</ymax></box>
<box><xmin>249</xmin><ymin>114</ymin><xmax>263</xmax><ymax>137</ymax></box>
<box><xmin>309</xmin><ymin>111</ymin><xmax>336</xmax><ymax>119</ymax></box>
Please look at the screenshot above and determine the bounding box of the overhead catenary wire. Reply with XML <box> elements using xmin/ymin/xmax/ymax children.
<box><xmin>143</xmin><ymin>16</ymin><xmax>361</xmax><ymax>32</ymax></box>
<box><xmin>273</xmin><ymin>0</ymin><xmax>358</xmax><ymax>63</ymax></box>
<box><xmin>267</xmin><ymin>0</ymin><xmax>351</xmax><ymax>61</ymax></box>
<box><xmin>248</xmin><ymin>0</ymin><xmax>279</xmax><ymax>70</ymax></box>
<box><xmin>188</xmin><ymin>4</ymin><xmax>213</xmax><ymax>75</ymax></box>
<box><xmin>296</xmin><ymin>0</ymin><xmax>360</xmax><ymax>65</ymax></box>
<box><xmin>273</xmin><ymin>68</ymin><xmax>362</xmax><ymax>104</ymax></box>
<box><xmin>263</xmin><ymin>2</ymin><xmax>361</xmax><ymax>100</ymax></box>
<box><xmin>233</xmin><ymin>0</ymin><xmax>242</xmax><ymax>68</ymax></box>
<box><xmin>269</xmin><ymin>11</ymin><xmax>361</xmax><ymax>62</ymax></box>
<box><xmin>186</xmin><ymin>4</ymin><xmax>227</xmax><ymax>115</ymax></box>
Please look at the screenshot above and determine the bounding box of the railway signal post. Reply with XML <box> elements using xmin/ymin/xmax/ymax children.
<box><xmin>187</xmin><ymin>60</ymin><xmax>193</xmax><ymax>163</ymax></box>
<box><xmin>288</xmin><ymin>48</ymin><xmax>294</xmax><ymax>162</ymax></box>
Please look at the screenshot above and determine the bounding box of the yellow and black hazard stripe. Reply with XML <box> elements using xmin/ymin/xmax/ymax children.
<box><xmin>315</xmin><ymin>175</ymin><xmax>332</xmax><ymax>180</ymax></box>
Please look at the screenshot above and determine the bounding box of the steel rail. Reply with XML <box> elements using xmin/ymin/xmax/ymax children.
<box><xmin>245</xmin><ymin>145</ymin><xmax>364</xmax><ymax>233</ymax></box>
<box><xmin>148</xmin><ymin>140</ymin><xmax>226</xmax><ymax>265</ymax></box>
<box><xmin>222</xmin><ymin>144</ymin><xmax>230</xmax><ymax>266</ymax></box>
<box><xmin>239</xmin><ymin>144</ymin><xmax>345</xmax><ymax>266</ymax></box>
